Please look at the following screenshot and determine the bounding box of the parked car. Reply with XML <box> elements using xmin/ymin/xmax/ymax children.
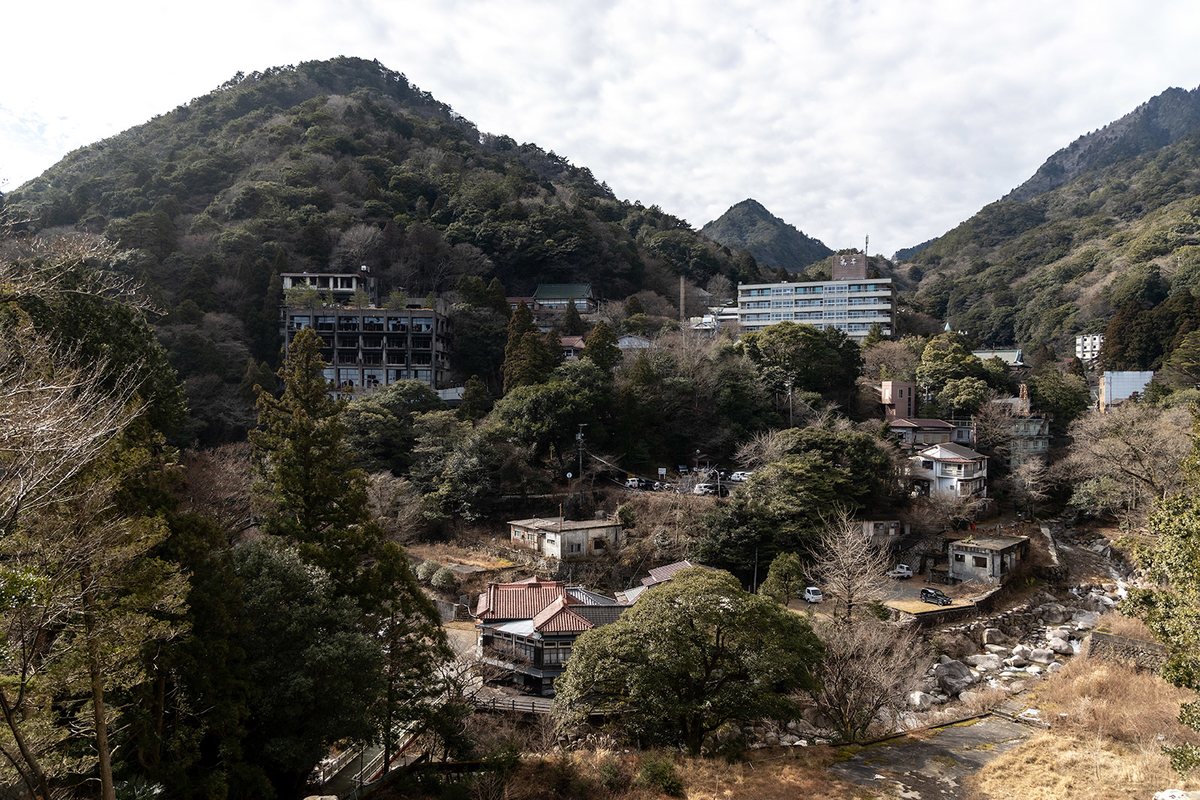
<box><xmin>693</xmin><ymin>482</ymin><xmax>718</xmax><ymax>496</ymax></box>
<box><xmin>730</xmin><ymin>471</ymin><xmax>754</xmax><ymax>482</ymax></box>
<box><xmin>920</xmin><ymin>587</ymin><xmax>953</xmax><ymax>606</ymax></box>
<box><xmin>886</xmin><ymin>564</ymin><xmax>914</xmax><ymax>579</ymax></box>
<box><xmin>653</xmin><ymin>481</ymin><xmax>674</xmax><ymax>492</ymax></box>
<box><xmin>625</xmin><ymin>477</ymin><xmax>651</xmax><ymax>490</ymax></box>
<box><xmin>803</xmin><ymin>586</ymin><xmax>824</xmax><ymax>604</ymax></box>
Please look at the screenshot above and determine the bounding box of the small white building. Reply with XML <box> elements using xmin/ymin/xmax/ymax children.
<box><xmin>508</xmin><ymin>518</ymin><xmax>621</xmax><ymax>560</ymax></box>
<box><xmin>947</xmin><ymin>536</ymin><xmax>1027</xmax><ymax>585</ymax></box>
<box><xmin>1076</xmin><ymin>333</ymin><xmax>1104</xmax><ymax>363</ymax></box>
<box><xmin>909</xmin><ymin>443</ymin><xmax>989</xmax><ymax>498</ymax></box>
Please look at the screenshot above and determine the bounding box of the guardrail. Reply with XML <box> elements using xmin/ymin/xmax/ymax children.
<box><xmin>469</xmin><ymin>694</ymin><xmax>553</xmax><ymax>715</ymax></box>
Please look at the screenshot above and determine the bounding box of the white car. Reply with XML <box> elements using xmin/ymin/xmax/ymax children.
<box><xmin>730</xmin><ymin>471</ymin><xmax>753</xmax><ymax>482</ymax></box>
<box><xmin>803</xmin><ymin>586</ymin><xmax>823</xmax><ymax>604</ymax></box>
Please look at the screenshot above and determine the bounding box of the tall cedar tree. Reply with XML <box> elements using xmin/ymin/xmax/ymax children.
<box><xmin>580</xmin><ymin>320</ymin><xmax>622</xmax><ymax>372</ymax></box>
<box><xmin>250</xmin><ymin>327</ymin><xmax>378</xmax><ymax>592</ymax></box>
<box><xmin>502</xmin><ymin>301</ymin><xmax>555</xmax><ymax>392</ymax></box>
<box><xmin>562</xmin><ymin>298</ymin><xmax>586</xmax><ymax>336</ymax></box>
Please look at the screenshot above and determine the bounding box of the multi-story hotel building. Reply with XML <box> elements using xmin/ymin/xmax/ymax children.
<box><xmin>280</xmin><ymin>274</ymin><xmax>450</xmax><ymax>396</ymax></box>
<box><xmin>736</xmin><ymin>252</ymin><xmax>896</xmax><ymax>342</ymax></box>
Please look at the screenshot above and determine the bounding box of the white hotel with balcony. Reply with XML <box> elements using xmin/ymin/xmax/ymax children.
<box><xmin>736</xmin><ymin>253</ymin><xmax>896</xmax><ymax>342</ymax></box>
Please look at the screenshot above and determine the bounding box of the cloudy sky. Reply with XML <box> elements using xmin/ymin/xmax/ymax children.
<box><xmin>4</xmin><ymin>1</ymin><xmax>1200</xmax><ymax>256</ymax></box>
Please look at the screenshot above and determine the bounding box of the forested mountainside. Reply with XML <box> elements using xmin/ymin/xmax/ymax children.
<box><xmin>900</xmin><ymin>85</ymin><xmax>1200</xmax><ymax>364</ymax></box>
<box><xmin>2</xmin><ymin>57</ymin><xmax>765</xmax><ymax>443</ymax></box>
<box><xmin>701</xmin><ymin>198</ymin><xmax>833</xmax><ymax>274</ymax></box>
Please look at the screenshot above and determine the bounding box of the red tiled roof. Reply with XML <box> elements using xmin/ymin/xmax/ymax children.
<box><xmin>532</xmin><ymin>598</ymin><xmax>594</xmax><ymax>633</ymax></box>
<box><xmin>475</xmin><ymin>581</ymin><xmax>577</xmax><ymax>620</ymax></box>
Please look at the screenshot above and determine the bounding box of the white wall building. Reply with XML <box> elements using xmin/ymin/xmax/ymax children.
<box><xmin>736</xmin><ymin>253</ymin><xmax>895</xmax><ymax>342</ymax></box>
<box><xmin>908</xmin><ymin>442</ymin><xmax>989</xmax><ymax>498</ymax></box>
<box><xmin>1098</xmin><ymin>371</ymin><xmax>1154</xmax><ymax>412</ymax></box>
<box><xmin>1076</xmin><ymin>333</ymin><xmax>1104</xmax><ymax>362</ymax></box>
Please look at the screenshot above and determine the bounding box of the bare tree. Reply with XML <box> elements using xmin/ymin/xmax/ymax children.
<box><xmin>175</xmin><ymin>443</ymin><xmax>255</xmax><ymax>540</ymax></box>
<box><xmin>1059</xmin><ymin>402</ymin><xmax>1190</xmax><ymax>524</ymax></box>
<box><xmin>810</xmin><ymin>513</ymin><xmax>891</xmax><ymax>621</ymax></box>
<box><xmin>808</xmin><ymin>618</ymin><xmax>927</xmax><ymax>742</ymax></box>
<box><xmin>365</xmin><ymin>472</ymin><xmax>426</xmax><ymax>544</ymax></box>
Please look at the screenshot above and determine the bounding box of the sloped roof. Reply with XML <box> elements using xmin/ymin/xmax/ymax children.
<box><xmin>533</xmin><ymin>283</ymin><xmax>594</xmax><ymax>300</ymax></box>
<box><xmin>475</xmin><ymin>580</ymin><xmax>576</xmax><ymax>620</ymax></box>
<box><xmin>574</xmin><ymin>605</ymin><xmax>629</xmax><ymax>628</ymax></box>
<box><xmin>567</xmin><ymin>587</ymin><xmax>618</xmax><ymax>605</ymax></box>
<box><xmin>890</xmin><ymin>418</ymin><xmax>954</xmax><ymax>430</ymax></box>
<box><xmin>916</xmin><ymin>442</ymin><xmax>988</xmax><ymax>461</ymax></box>
<box><xmin>532</xmin><ymin>598</ymin><xmax>594</xmax><ymax>634</ymax></box>
<box><xmin>509</xmin><ymin>518</ymin><xmax>620</xmax><ymax>533</ymax></box>
<box><xmin>642</xmin><ymin>560</ymin><xmax>716</xmax><ymax>587</ymax></box>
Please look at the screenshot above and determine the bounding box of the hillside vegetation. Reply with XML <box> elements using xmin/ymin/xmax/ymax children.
<box><xmin>701</xmin><ymin>198</ymin><xmax>833</xmax><ymax>274</ymax></box>
<box><xmin>906</xmin><ymin>113</ymin><xmax>1200</xmax><ymax>357</ymax></box>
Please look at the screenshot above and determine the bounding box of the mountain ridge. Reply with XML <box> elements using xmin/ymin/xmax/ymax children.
<box><xmin>701</xmin><ymin>198</ymin><xmax>832</xmax><ymax>273</ymax></box>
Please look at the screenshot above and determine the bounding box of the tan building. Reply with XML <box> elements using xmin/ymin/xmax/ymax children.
<box><xmin>508</xmin><ymin>517</ymin><xmax>621</xmax><ymax>560</ymax></box>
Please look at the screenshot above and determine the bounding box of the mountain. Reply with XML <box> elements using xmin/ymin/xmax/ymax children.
<box><xmin>701</xmin><ymin>199</ymin><xmax>832</xmax><ymax>273</ymax></box>
<box><xmin>2</xmin><ymin>56</ymin><xmax>768</xmax><ymax>445</ymax></box>
<box><xmin>896</xmin><ymin>85</ymin><xmax>1200</xmax><ymax>360</ymax></box>
<box><xmin>1006</xmin><ymin>86</ymin><xmax>1200</xmax><ymax>202</ymax></box>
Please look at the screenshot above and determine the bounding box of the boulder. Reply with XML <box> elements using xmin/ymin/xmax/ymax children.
<box><xmin>984</xmin><ymin>644</ymin><xmax>1012</xmax><ymax>657</ymax></box>
<box><xmin>964</xmin><ymin>654</ymin><xmax>1002</xmax><ymax>671</ymax></box>
<box><xmin>1012</xmin><ymin>644</ymin><xmax>1034</xmax><ymax>660</ymax></box>
<box><xmin>959</xmin><ymin>690</ymin><xmax>984</xmax><ymax>706</ymax></box>
<box><xmin>1026</xmin><ymin>664</ymin><xmax>1044</xmax><ymax>675</ymax></box>
<box><xmin>1073</xmin><ymin>610</ymin><xmax>1101</xmax><ymax>630</ymax></box>
<box><xmin>1009</xmin><ymin>680</ymin><xmax>1026</xmax><ymax>692</ymax></box>
<box><xmin>1046</xmin><ymin>662</ymin><xmax>1064</xmax><ymax>674</ymax></box>
<box><xmin>935</xmin><ymin>660</ymin><xmax>976</xmax><ymax>694</ymax></box>
<box><xmin>907</xmin><ymin>691</ymin><xmax>934</xmax><ymax>711</ymax></box>
<box><xmin>1048</xmin><ymin>638</ymin><xmax>1074</xmax><ymax>655</ymax></box>
<box><xmin>764</xmin><ymin>732</ymin><xmax>780</xmax><ymax>746</ymax></box>
<box><xmin>1037</xmin><ymin>603</ymin><xmax>1067</xmax><ymax>625</ymax></box>
<box><xmin>1004</xmin><ymin>656</ymin><xmax>1030</xmax><ymax>668</ymax></box>
<box><xmin>982</xmin><ymin>627</ymin><xmax>1010</xmax><ymax>645</ymax></box>
<box><xmin>1030</xmin><ymin>648</ymin><xmax>1057</xmax><ymax>665</ymax></box>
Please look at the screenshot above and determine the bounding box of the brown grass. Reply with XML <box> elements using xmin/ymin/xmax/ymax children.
<box><xmin>496</xmin><ymin>747</ymin><xmax>878</xmax><ymax>800</ymax></box>
<box><xmin>966</xmin><ymin>653</ymin><xmax>1200</xmax><ymax>799</ymax></box>
<box><xmin>1095</xmin><ymin>610</ymin><xmax>1157</xmax><ymax>641</ymax></box>
<box><xmin>966</xmin><ymin>733</ymin><xmax>1198</xmax><ymax>800</ymax></box>
<box><xmin>407</xmin><ymin>542</ymin><xmax>514</xmax><ymax>570</ymax></box>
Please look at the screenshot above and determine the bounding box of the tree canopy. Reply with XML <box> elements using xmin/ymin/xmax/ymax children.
<box><xmin>553</xmin><ymin>567</ymin><xmax>823</xmax><ymax>754</ymax></box>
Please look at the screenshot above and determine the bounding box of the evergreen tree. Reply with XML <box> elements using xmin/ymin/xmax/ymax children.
<box><xmin>457</xmin><ymin>375</ymin><xmax>493</xmax><ymax>420</ymax></box>
<box><xmin>581</xmin><ymin>320</ymin><xmax>622</xmax><ymax>372</ymax></box>
<box><xmin>249</xmin><ymin>328</ymin><xmax>376</xmax><ymax>591</ymax></box>
<box><xmin>624</xmin><ymin>294</ymin><xmax>645</xmax><ymax>317</ymax></box>
<box><xmin>562</xmin><ymin>298</ymin><xmax>586</xmax><ymax>336</ymax></box>
<box><xmin>503</xmin><ymin>301</ymin><xmax>540</xmax><ymax>393</ymax></box>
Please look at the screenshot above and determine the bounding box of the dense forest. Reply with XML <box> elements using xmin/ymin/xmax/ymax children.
<box><xmin>700</xmin><ymin>198</ymin><xmax>833</xmax><ymax>274</ymax></box>
<box><xmin>2</xmin><ymin>57</ymin><xmax>765</xmax><ymax>445</ymax></box>
<box><xmin>899</xmin><ymin>85</ymin><xmax>1200</xmax><ymax>371</ymax></box>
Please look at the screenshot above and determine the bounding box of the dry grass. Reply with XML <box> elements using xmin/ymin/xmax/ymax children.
<box><xmin>1095</xmin><ymin>610</ymin><xmax>1156</xmax><ymax>641</ymax></box>
<box><xmin>966</xmin><ymin>733</ymin><xmax>1198</xmax><ymax>800</ymax></box>
<box><xmin>1030</xmin><ymin>657</ymin><xmax>1198</xmax><ymax>747</ymax></box>
<box><xmin>407</xmin><ymin>542</ymin><xmax>514</xmax><ymax>570</ymax></box>
<box><xmin>497</xmin><ymin>747</ymin><xmax>877</xmax><ymax>800</ymax></box>
<box><xmin>966</xmin><ymin>653</ymin><xmax>1200</xmax><ymax>799</ymax></box>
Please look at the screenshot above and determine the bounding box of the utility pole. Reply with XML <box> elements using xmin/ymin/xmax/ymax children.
<box><xmin>784</xmin><ymin>377</ymin><xmax>794</xmax><ymax>428</ymax></box>
<box><xmin>576</xmin><ymin>424</ymin><xmax>587</xmax><ymax>486</ymax></box>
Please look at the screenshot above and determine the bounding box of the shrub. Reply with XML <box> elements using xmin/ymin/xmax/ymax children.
<box><xmin>432</xmin><ymin>566</ymin><xmax>458</xmax><ymax>591</ymax></box>
<box><xmin>635</xmin><ymin>753</ymin><xmax>685</xmax><ymax>798</ymax></box>
<box><xmin>416</xmin><ymin>559</ymin><xmax>441</xmax><ymax>583</ymax></box>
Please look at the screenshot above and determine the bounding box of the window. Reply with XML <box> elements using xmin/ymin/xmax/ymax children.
<box><xmin>316</xmin><ymin>316</ymin><xmax>336</xmax><ymax>331</ymax></box>
<box><xmin>387</xmin><ymin>317</ymin><xmax>408</xmax><ymax>333</ymax></box>
<box><xmin>362</xmin><ymin>316</ymin><xmax>384</xmax><ymax>332</ymax></box>
<box><xmin>337</xmin><ymin>316</ymin><xmax>359</xmax><ymax>331</ymax></box>
<box><xmin>290</xmin><ymin>316</ymin><xmax>311</xmax><ymax>329</ymax></box>
<box><xmin>974</xmin><ymin>556</ymin><xmax>988</xmax><ymax>568</ymax></box>
<box><xmin>954</xmin><ymin>553</ymin><xmax>965</xmax><ymax>562</ymax></box>
<box><xmin>412</xmin><ymin>317</ymin><xmax>433</xmax><ymax>333</ymax></box>
<box><xmin>568</xmin><ymin>543</ymin><xmax>582</xmax><ymax>554</ymax></box>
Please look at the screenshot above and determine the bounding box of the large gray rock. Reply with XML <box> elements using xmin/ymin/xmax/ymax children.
<box><xmin>907</xmin><ymin>691</ymin><xmax>934</xmax><ymax>711</ymax></box>
<box><xmin>964</xmin><ymin>654</ymin><xmax>1002</xmax><ymax>671</ymax></box>
<box><xmin>1004</xmin><ymin>656</ymin><xmax>1030</xmax><ymax>668</ymax></box>
<box><xmin>1046</xmin><ymin>662</ymin><xmax>1064</xmax><ymax>674</ymax></box>
<box><xmin>982</xmin><ymin>627</ymin><xmax>1010</xmax><ymax>645</ymax></box>
<box><xmin>1012</xmin><ymin>644</ymin><xmax>1033</xmax><ymax>660</ymax></box>
<box><xmin>1073</xmin><ymin>610</ymin><xmax>1101</xmax><ymax>629</ymax></box>
<box><xmin>1030</xmin><ymin>648</ymin><xmax>1057</xmax><ymax>665</ymax></box>
<box><xmin>1038</xmin><ymin>604</ymin><xmax>1067</xmax><ymax>625</ymax></box>
<box><xmin>935</xmin><ymin>660</ymin><xmax>976</xmax><ymax>694</ymax></box>
<box><xmin>1048</xmin><ymin>638</ymin><xmax>1074</xmax><ymax>655</ymax></box>
<box><xmin>984</xmin><ymin>644</ymin><xmax>1012</xmax><ymax>657</ymax></box>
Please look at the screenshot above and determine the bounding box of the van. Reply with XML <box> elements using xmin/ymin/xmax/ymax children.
<box><xmin>803</xmin><ymin>586</ymin><xmax>823</xmax><ymax>604</ymax></box>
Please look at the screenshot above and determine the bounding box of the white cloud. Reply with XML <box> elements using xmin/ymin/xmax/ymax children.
<box><xmin>4</xmin><ymin>0</ymin><xmax>1200</xmax><ymax>257</ymax></box>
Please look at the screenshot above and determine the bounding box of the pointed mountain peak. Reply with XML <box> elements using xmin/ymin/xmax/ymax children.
<box><xmin>702</xmin><ymin>199</ymin><xmax>832</xmax><ymax>273</ymax></box>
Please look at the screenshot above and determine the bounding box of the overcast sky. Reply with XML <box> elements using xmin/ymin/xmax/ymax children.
<box><xmin>4</xmin><ymin>1</ymin><xmax>1200</xmax><ymax>257</ymax></box>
